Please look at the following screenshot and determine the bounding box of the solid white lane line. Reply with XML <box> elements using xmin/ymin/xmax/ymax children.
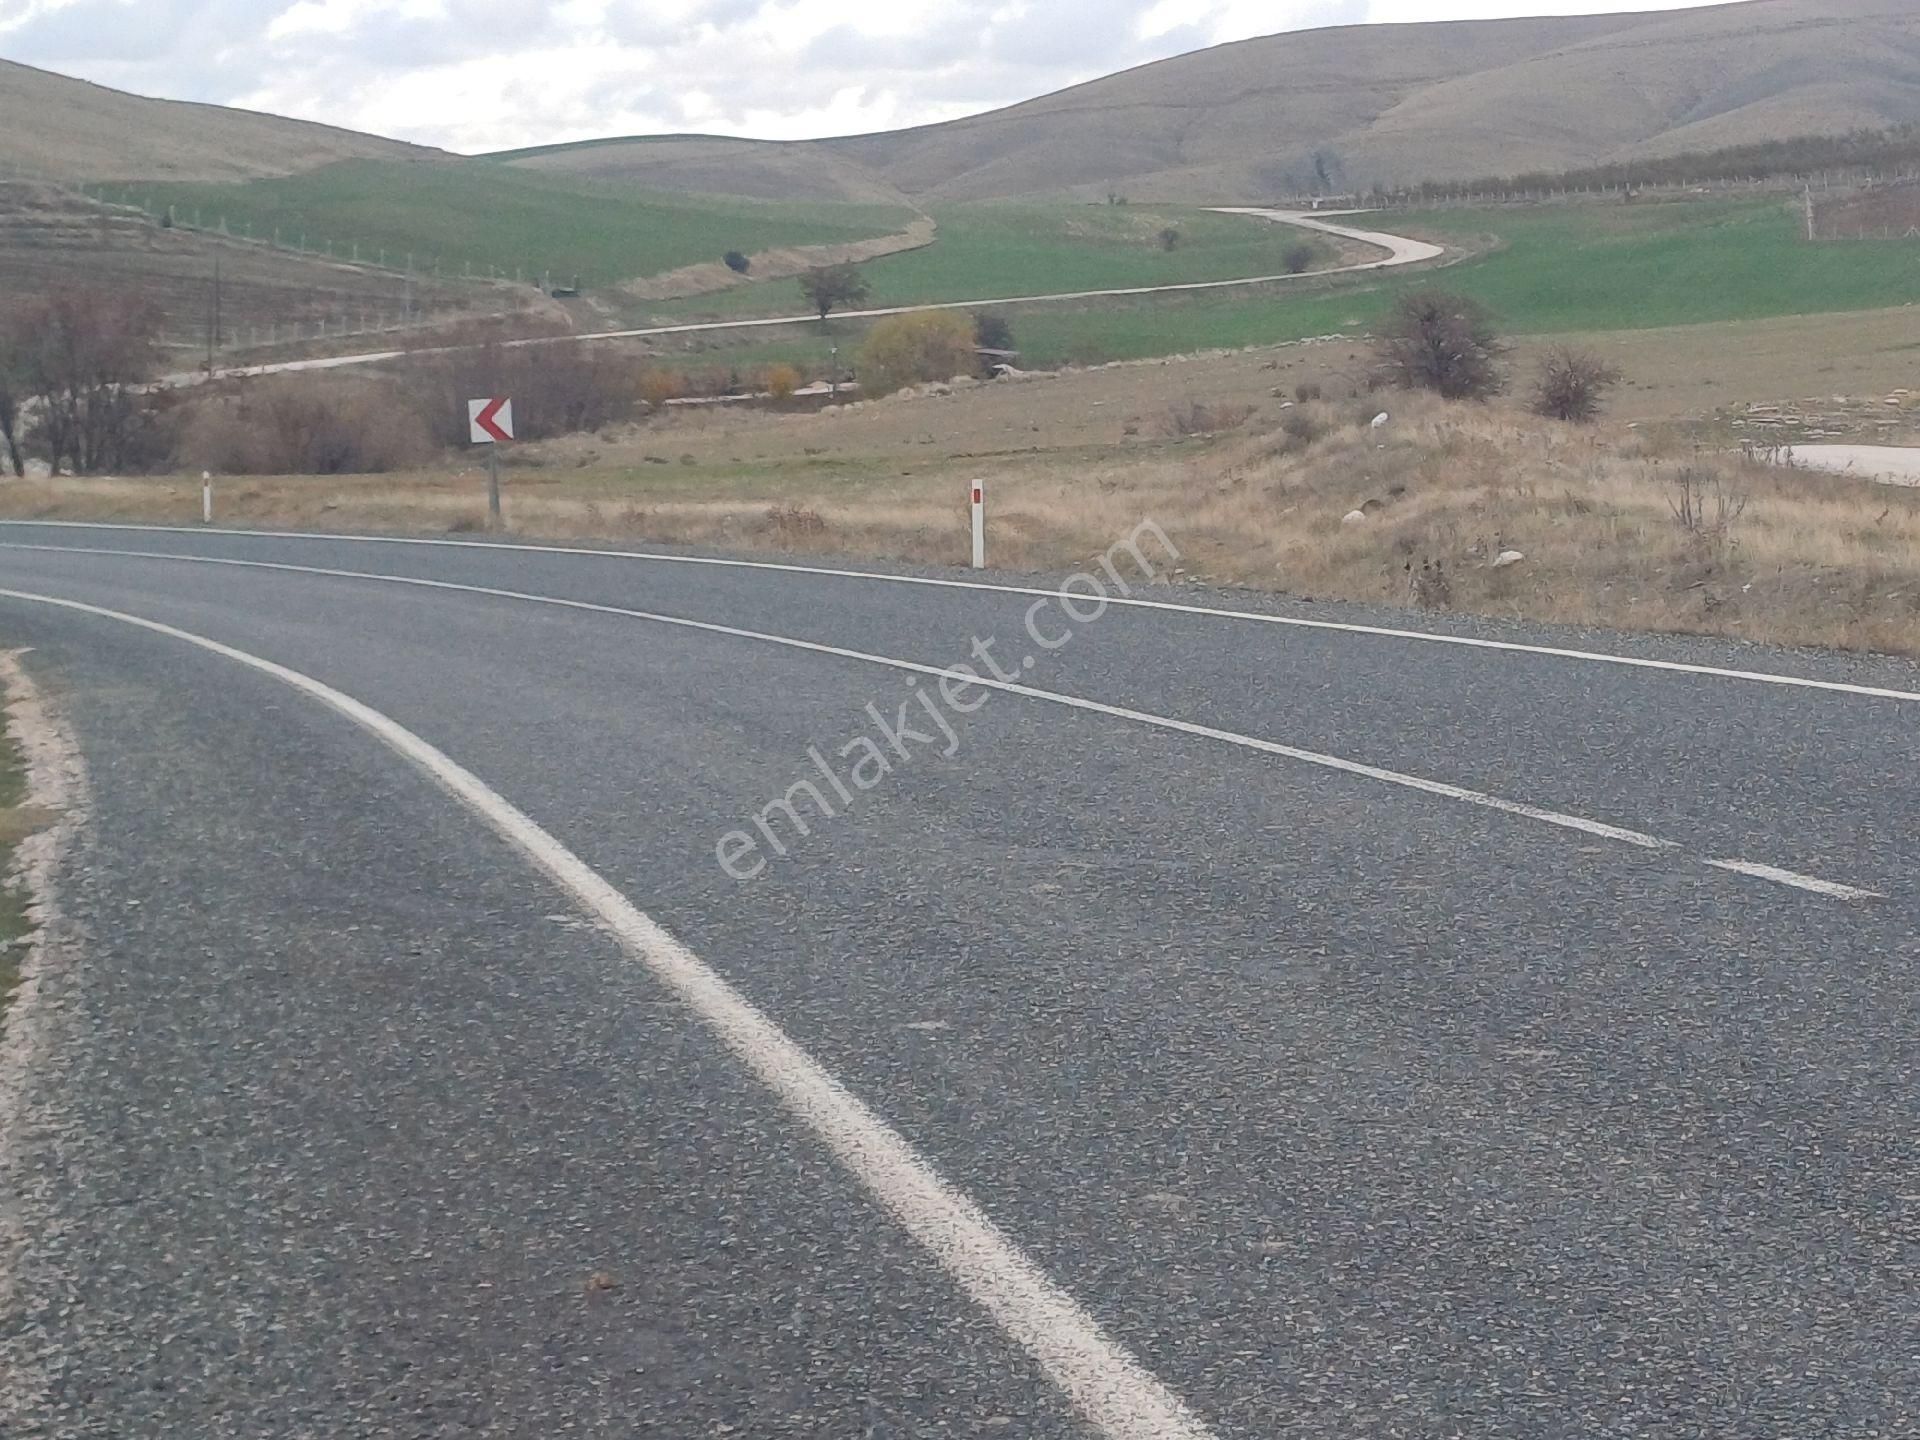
<box><xmin>1</xmin><ymin>544</ymin><xmax>1883</xmax><ymax>901</ymax></box>
<box><xmin>7</xmin><ymin>521</ymin><xmax>1917</xmax><ymax>705</ymax></box>
<box><xmin>1704</xmin><ymin>859</ymin><xmax>1884</xmax><ymax>903</ymax></box>
<box><xmin>0</xmin><ymin>586</ymin><xmax>1215</xmax><ymax>1440</ymax></box>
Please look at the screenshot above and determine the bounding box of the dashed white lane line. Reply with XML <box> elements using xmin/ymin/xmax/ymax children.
<box><xmin>0</xmin><ymin>585</ymin><xmax>1216</xmax><ymax>1440</ymax></box>
<box><xmin>0</xmin><ymin>544</ymin><xmax>1883</xmax><ymax>902</ymax></box>
<box><xmin>6</xmin><ymin>520</ymin><xmax>1918</xmax><ymax>705</ymax></box>
<box><xmin>1704</xmin><ymin>859</ymin><xmax>1883</xmax><ymax>903</ymax></box>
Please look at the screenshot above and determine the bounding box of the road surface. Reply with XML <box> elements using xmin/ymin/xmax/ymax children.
<box><xmin>172</xmin><ymin>209</ymin><xmax>1445</xmax><ymax>385</ymax></box>
<box><xmin>1775</xmin><ymin>443</ymin><xmax>1920</xmax><ymax>488</ymax></box>
<box><xmin>1</xmin><ymin>522</ymin><xmax>1916</xmax><ymax>1438</ymax></box>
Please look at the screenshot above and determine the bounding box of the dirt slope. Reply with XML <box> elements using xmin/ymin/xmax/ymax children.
<box><xmin>0</xmin><ymin>58</ymin><xmax>436</xmax><ymax>183</ymax></box>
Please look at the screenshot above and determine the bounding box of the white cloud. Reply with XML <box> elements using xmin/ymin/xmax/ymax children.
<box><xmin>0</xmin><ymin>0</ymin><xmax>1732</xmax><ymax>151</ymax></box>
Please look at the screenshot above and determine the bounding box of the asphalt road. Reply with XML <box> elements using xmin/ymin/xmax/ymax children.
<box><xmin>176</xmin><ymin>209</ymin><xmax>1443</xmax><ymax>385</ymax></box>
<box><xmin>0</xmin><ymin>522</ymin><xmax>1916</xmax><ymax>1438</ymax></box>
<box><xmin>1778</xmin><ymin>445</ymin><xmax>1920</xmax><ymax>489</ymax></box>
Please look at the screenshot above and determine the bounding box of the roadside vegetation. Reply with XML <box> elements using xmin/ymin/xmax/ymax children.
<box><xmin>8</xmin><ymin>338</ymin><xmax>1915</xmax><ymax>656</ymax></box>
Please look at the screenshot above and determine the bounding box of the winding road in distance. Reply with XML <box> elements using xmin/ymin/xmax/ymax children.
<box><xmin>171</xmin><ymin>208</ymin><xmax>1445</xmax><ymax>385</ymax></box>
<box><xmin>1</xmin><ymin>520</ymin><xmax>1917</xmax><ymax>1438</ymax></box>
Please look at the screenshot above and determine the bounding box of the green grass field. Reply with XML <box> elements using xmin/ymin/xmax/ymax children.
<box><xmin>649</xmin><ymin>202</ymin><xmax>1335</xmax><ymax>320</ymax></box>
<box><xmin>1089</xmin><ymin>198</ymin><xmax>1919</xmax><ymax>362</ymax></box>
<box><xmin>138</xmin><ymin>160</ymin><xmax>912</xmax><ymax>288</ymax></box>
<box><xmin>884</xmin><ymin>197</ymin><xmax>1920</xmax><ymax>367</ymax></box>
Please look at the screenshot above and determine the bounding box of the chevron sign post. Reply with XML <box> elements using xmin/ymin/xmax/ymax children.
<box><xmin>468</xmin><ymin>396</ymin><xmax>513</xmax><ymax>444</ymax></box>
<box><xmin>467</xmin><ymin>397</ymin><xmax>513</xmax><ymax>525</ymax></box>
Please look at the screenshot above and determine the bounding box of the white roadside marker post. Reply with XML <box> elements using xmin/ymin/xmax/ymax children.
<box><xmin>971</xmin><ymin>479</ymin><xmax>986</xmax><ymax>569</ymax></box>
<box><xmin>202</xmin><ymin>471</ymin><xmax>212</xmax><ymax>525</ymax></box>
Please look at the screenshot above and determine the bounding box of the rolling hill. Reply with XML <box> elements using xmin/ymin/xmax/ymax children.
<box><xmin>496</xmin><ymin>135</ymin><xmax>917</xmax><ymax>208</ymax></box>
<box><xmin>0</xmin><ymin>56</ymin><xmax>435</xmax><ymax>183</ymax></box>
<box><xmin>504</xmin><ymin>0</ymin><xmax>1920</xmax><ymax>202</ymax></box>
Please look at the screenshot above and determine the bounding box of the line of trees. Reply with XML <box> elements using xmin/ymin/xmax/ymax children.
<box><xmin>1374</xmin><ymin>124</ymin><xmax>1920</xmax><ymax>205</ymax></box>
<box><xmin>0</xmin><ymin>288</ymin><xmax>164</xmax><ymax>477</ymax></box>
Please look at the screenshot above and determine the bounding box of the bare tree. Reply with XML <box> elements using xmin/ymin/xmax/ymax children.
<box><xmin>0</xmin><ymin>311</ymin><xmax>23</xmax><ymax>478</ymax></box>
<box><xmin>1373</xmin><ymin>289</ymin><xmax>1507</xmax><ymax>400</ymax></box>
<box><xmin>13</xmin><ymin>288</ymin><xmax>163</xmax><ymax>474</ymax></box>
<box><xmin>1530</xmin><ymin>346</ymin><xmax>1623</xmax><ymax>423</ymax></box>
<box><xmin>798</xmin><ymin>263</ymin><xmax>870</xmax><ymax>322</ymax></box>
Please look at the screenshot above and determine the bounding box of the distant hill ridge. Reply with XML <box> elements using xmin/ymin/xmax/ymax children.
<box><xmin>510</xmin><ymin>0</ymin><xmax>1920</xmax><ymax>201</ymax></box>
<box><xmin>4</xmin><ymin>0</ymin><xmax>1918</xmax><ymax>201</ymax></box>
<box><xmin>0</xmin><ymin>57</ymin><xmax>436</xmax><ymax>183</ymax></box>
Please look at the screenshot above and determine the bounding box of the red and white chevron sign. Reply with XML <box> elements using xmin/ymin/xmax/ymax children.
<box><xmin>467</xmin><ymin>396</ymin><xmax>514</xmax><ymax>444</ymax></box>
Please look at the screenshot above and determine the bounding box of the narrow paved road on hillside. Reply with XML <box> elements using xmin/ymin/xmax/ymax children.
<box><xmin>2</xmin><ymin>523</ymin><xmax>1916</xmax><ymax>1439</ymax></box>
<box><xmin>179</xmin><ymin>209</ymin><xmax>1445</xmax><ymax>384</ymax></box>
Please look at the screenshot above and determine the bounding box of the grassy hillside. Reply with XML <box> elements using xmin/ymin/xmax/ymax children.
<box><xmin>143</xmin><ymin>160</ymin><xmax>914</xmax><ymax>287</ymax></box>
<box><xmin>650</xmin><ymin>203</ymin><xmax>1336</xmax><ymax>319</ymax></box>
<box><xmin>498</xmin><ymin>135</ymin><xmax>915</xmax><ymax>207</ymax></box>
<box><xmin>0</xmin><ymin>58</ymin><xmax>432</xmax><ymax>183</ymax></box>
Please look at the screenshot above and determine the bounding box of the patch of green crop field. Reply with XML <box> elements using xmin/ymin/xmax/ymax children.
<box><xmin>895</xmin><ymin>197</ymin><xmax>1920</xmax><ymax>367</ymax></box>
<box><xmin>648</xmin><ymin>202</ymin><xmax>1338</xmax><ymax>320</ymax></box>
<box><xmin>138</xmin><ymin>160</ymin><xmax>912</xmax><ymax>288</ymax></box>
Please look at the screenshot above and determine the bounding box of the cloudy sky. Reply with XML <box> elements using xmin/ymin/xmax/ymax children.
<box><xmin>1</xmin><ymin>0</ymin><xmax>1727</xmax><ymax>154</ymax></box>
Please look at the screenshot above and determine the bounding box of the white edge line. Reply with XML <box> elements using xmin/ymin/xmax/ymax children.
<box><xmin>0</xmin><ymin>585</ymin><xmax>1216</xmax><ymax>1440</ymax></box>
<box><xmin>4</xmin><ymin>520</ymin><xmax>1916</xmax><ymax>706</ymax></box>
<box><xmin>1704</xmin><ymin>859</ymin><xmax>1885</xmax><ymax>902</ymax></box>
<box><xmin>21</xmin><ymin>544</ymin><xmax>1902</xmax><ymax>908</ymax></box>
<box><xmin>0</xmin><ymin>544</ymin><xmax>1675</xmax><ymax>853</ymax></box>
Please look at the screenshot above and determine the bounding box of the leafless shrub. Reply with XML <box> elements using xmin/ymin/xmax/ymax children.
<box><xmin>1283</xmin><ymin>242</ymin><xmax>1318</xmax><ymax>274</ymax></box>
<box><xmin>1278</xmin><ymin>408</ymin><xmax>1328</xmax><ymax>450</ymax></box>
<box><xmin>404</xmin><ymin>343</ymin><xmax>640</xmax><ymax>445</ymax></box>
<box><xmin>639</xmin><ymin>369</ymin><xmax>681</xmax><ymax>410</ymax></box>
<box><xmin>1163</xmin><ymin>400</ymin><xmax>1255</xmax><ymax>438</ymax></box>
<box><xmin>765</xmin><ymin>503</ymin><xmax>828</xmax><ymax>540</ymax></box>
<box><xmin>1530</xmin><ymin>346</ymin><xmax>1623</xmax><ymax>423</ymax></box>
<box><xmin>1293</xmin><ymin>380</ymin><xmax>1323</xmax><ymax>403</ymax></box>
<box><xmin>1406</xmin><ymin>558</ymin><xmax>1453</xmax><ymax>609</ymax></box>
<box><xmin>1668</xmin><ymin>465</ymin><xmax>1749</xmax><ymax>540</ymax></box>
<box><xmin>1373</xmin><ymin>289</ymin><xmax>1507</xmax><ymax>401</ymax></box>
<box><xmin>179</xmin><ymin>377</ymin><xmax>434</xmax><ymax>475</ymax></box>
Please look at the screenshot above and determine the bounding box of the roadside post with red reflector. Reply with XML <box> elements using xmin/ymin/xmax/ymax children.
<box><xmin>971</xmin><ymin>479</ymin><xmax>986</xmax><ymax>569</ymax></box>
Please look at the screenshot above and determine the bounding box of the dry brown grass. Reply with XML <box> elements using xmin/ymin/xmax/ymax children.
<box><xmin>0</xmin><ymin>805</ymin><xmax>55</xmax><ymax>846</ymax></box>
